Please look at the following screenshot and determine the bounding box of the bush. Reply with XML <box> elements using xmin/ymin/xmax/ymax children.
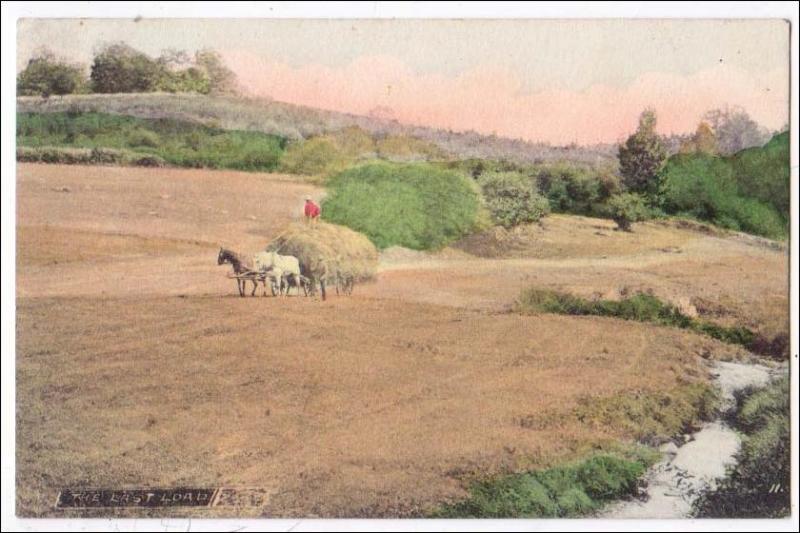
<box><xmin>731</xmin><ymin>131</ymin><xmax>789</xmax><ymax>219</ymax></box>
<box><xmin>607</xmin><ymin>193</ymin><xmax>651</xmax><ymax>231</ymax></box>
<box><xmin>16</xmin><ymin>145</ymin><xmax>135</xmax><ymax>166</ymax></box>
<box><xmin>432</xmin><ymin>450</ymin><xmax>656</xmax><ymax>518</ymax></box>
<box><xmin>89</xmin><ymin>147</ymin><xmax>127</xmax><ymax>165</ymax></box>
<box><xmin>575</xmin><ymin>455</ymin><xmax>645</xmax><ymax>500</ymax></box>
<box><xmin>516</xmin><ymin>288</ymin><xmax>757</xmax><ymax>351</ymax></box>
<box><xmin>156</xmin><ymin>66</ymin><xmax>211</xmax><ymax>94</ymax></box>
<box><xmin>322</xmin><ymin>162</ymin><xmax>482</xmax><ymax>250</ymax></box>
<box><xmin>17</xmin><ymin>51</ymin><xmax>87</xmax><ymax>96</ymax></box>
<box><xmin>556</xmin><ymin>487</ymin><xmax>595</xmax><ymax>516</ymax></box>
<box><xmin>132</xmin><ymin>154</ymin><xmax>166</xmax><ymax>167</ymax></box>
<box><xmin>127</xmin><ymin>128</ymin><xmax>161</xmax><ymax>148</ymax></box>
<box><xmin>17</xmin><ymin>146</ymin><xmax>92</xmax><ymax>165</ymax></box>
<box><xmin>479</xmin><ymin>171</ymin><xmax>550</xmax><ymax>228</ymax></box>
<box><xmin>658</xmin><ymin>138</ymin><xmax>788</xmax><ymax>239</ymax></box>
<box><xmin>535</xmin><ymin>163</ymin><xmax>619</xmax><ymax>215</ymax></box>
<box><xmin>279</xmin><ymin>137</ymin><xmax>347</xmax><ymax>176</ymax></box>
<box><xmin>91</xmin><ymin>43</ymin><xmax>163</xmax><ymax>93</ymax></box>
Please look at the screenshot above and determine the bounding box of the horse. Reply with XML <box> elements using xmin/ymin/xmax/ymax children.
<box><xmin>217</xmin><ymin>247</ymin><xmax>264</xmax><ymax>297</ymax></box>
<box><xmin>335</xmin><ymin>273</ymin><xmax>355</xmax><ymax>296</ymax></box>
<box><xmin>254</xmin><ymin>251</ymin><xmax>302</xmax><ymax>297</ymax></box>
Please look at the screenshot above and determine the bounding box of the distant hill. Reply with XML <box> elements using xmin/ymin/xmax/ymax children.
<box><xmin>17</xmin><ymin>93</ymin><xmax>617</xmax><ymax>167</ymax></box>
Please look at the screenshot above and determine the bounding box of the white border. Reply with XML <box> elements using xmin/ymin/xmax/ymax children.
<box><xmin>2</xmin><ymin>2</ymin><xmax>798</xmax><ymax>532</ymax></box>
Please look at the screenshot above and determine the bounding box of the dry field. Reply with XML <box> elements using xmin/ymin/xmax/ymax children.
<box><xmin>15</xmin><ymin>163</ymin><xmax>789</xmax><ymax>517</ymax></box>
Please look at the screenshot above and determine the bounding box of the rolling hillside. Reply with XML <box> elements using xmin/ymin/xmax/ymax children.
<box><xmin>17</xmin><ymin>93</ymin><xmax>618</xmax><ymax>166</ymax></box>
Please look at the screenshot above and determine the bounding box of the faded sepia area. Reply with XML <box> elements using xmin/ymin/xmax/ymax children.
<box><xmin>15</xmin><ymin>18</ymin><xmax>790</xmax><ymax>518</ymax></box>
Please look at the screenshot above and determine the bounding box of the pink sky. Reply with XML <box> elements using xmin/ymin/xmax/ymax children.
<box><xmin>18</xmin><ymin>19</ymin><xmax>790</xmax><ymax>145</ymax></box>
<box><xmin>226</xmin><ymin>51</ymin><xmax>788</xmax><ymax>145</ymax></box>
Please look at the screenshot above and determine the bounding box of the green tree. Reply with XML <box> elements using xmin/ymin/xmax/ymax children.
<box><xmin>90</xmin><ymin>43</ymin><xmax>164</xmax><ymax>93</ymax></box>
<box><xmin>731</xmin><ymin>131</ymin><xmax>789</xmax><ymax>219</ymax></box>
<box><xmin>607</xmin><ymin>193</ymin><xmax>651</xmax><ymax>232</ymax></box>
<box><xmin>480</xmin><ymin>171</ymin><xmax>550</xmax><ymax>228</ymax></box>
<box><xmin>618</xmin><ymin>109</ymin><xmax>667</xmax><ymax>197</ymax></box>
<box><xmin>659</xmin><ymin>150</ymin><xmax>786</xmax><ymax>239</ymax></box>
<box><xmin>194</xmin><ymin>49</ymin><xmax>237</xmax><ymax>94</ymax></box>
<box><xmin>17</xmin><ymin>49</ymin><xmax>87</xmax><ymax>96</ymax></box>
<box><xmin>680</xmin><ymin>121</ymin><xmax>718</xmax><ymax>155</ymax></box>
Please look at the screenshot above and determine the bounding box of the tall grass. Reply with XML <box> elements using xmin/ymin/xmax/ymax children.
<box><xmin>432</xmin><ymin>447</ymin><xmax>659</xmax><ymax>518</ymax></box>
<box><xmin>516</xmin><ymin>289</ymin><xmax>761</xmax><ymax>352</ymax></box>
<box><xmin>17</xmin><ymin>111</ymin><xmax>286</xmax><ymax>172</ymax></box>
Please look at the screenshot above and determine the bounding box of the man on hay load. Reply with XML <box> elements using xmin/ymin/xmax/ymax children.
<box><xmin>304</xmin><ymin>195</ymin><xmax>321</xmax><ymax>226</ymax></box>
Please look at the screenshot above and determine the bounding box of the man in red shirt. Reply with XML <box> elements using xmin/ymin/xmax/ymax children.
<box><xmin>304</xmin><ymin>196</ymin><xmax>321</xmax><ymax>225</ymax></box>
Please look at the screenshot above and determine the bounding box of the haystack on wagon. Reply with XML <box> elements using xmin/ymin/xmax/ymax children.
<box><xmin>267</xmin><ymin>222</ymin><xmax>378</xmax><ymax>300</ymax></box>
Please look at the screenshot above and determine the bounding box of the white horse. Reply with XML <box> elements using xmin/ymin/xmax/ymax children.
<box><xmin>254</xmin><ymin>251</ymin><xmax>302</xmax><ymax>296</ymax></box>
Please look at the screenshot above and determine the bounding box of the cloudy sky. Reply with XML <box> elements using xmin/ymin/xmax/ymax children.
<box><xmin>18</xmin><ymin>18</ymin><xmax>790</xmax><ymax>144</ymax></box>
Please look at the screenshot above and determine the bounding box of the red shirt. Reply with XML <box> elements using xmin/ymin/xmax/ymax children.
<box><xmin>304</xmin><ymin>201</ymin><xmax>320</xmax><ymax>218</ymax></box>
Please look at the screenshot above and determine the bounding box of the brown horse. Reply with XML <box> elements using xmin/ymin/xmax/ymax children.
<box><xmin>217</xmin><ymin>247</ymin><xmax>262</xmax><ymax>297</ymax></box>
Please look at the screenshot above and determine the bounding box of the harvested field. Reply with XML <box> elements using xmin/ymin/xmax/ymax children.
<box><xmin>15</xmin><ymin>163</ymin><xmax>789</xmax><ymax>517</ymax></box>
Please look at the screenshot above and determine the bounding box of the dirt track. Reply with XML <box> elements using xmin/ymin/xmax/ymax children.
<box><xmin>15</xmin><ymin>164</ymin><xmax>788</xmax><ymax>517</ymax></box>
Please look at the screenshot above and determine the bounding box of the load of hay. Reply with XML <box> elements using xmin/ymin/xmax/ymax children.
<box><xmin>267</xmin><ymin>222</ymin><xmax>378</xmax><ymax>283</ymax></box>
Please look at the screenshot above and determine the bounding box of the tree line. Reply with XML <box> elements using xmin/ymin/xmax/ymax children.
<box><xmin>614</xmin><ymin>106</ymin><xmax>788</xmax><ymax>238</ymax></box>
<box><xmin>452</xmin><ymin>105</ymin><xmax>786</xmax><ymax>239</ymax></box>
<box><xmin>17</xmin><ymin>43</ymin><xmax>237</xmax><ymax>97</ymax></box>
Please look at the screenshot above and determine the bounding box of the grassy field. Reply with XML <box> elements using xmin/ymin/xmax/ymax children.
<box><xmin>15</xmin><ymin>163</ymin><xmax>788</xmax><ymax>517</ymax></box>
<box><xmin>18</xmin><ymin>111</ymin><xmax>286</xmax><ymax>171</ymax></box>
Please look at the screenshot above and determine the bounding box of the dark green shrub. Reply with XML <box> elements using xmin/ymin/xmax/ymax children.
<box><xmin>575</xmin><ymin>455</ymin><xmax>645</xmax><ymax>500</ymax></box>
<box><xmin>535</xmin><ymin>163</ymin><xmax>618</xmax><ymax>215</ymax></box>
<box><xmin>322</xmin><ymin>162</ymin><xmax>481</xmax><ymax>250</ymax></box>
<box><xmin>479</xmin><ymin>171</ymin><xmax>550</xmax><ymax>227</ymax></box>
<box><xmin>517</xmin><ymin>288</ymin><xmax>756</xmax><ymax>350</ymax></box>
<box><xmin>432</xmin><ymin>450</ymin><xmax>656</xmax><ymax>518</ymax></box>
<box><xmin>91</xmin><ymin>43</ymin><xmax>163</xmax><ymax>93</ymax></box>
<box><xmin>658</xmin><ymin>135</ymin><xmax>788</xmax><ymax>239</ymax></box>
<box><xmin>731</xmin><ymin>131</ymin><xmax>789</xmax><ymax>220</ymax></box>
<box><xmin>17</xmin><ymin>51</ymin><xmax>87</xmax><ymax>96</ymax></box>
<box><xmin>607</xmin><ymin>193</ymin><xmax>651</xmax><ymax>231</ymax></box>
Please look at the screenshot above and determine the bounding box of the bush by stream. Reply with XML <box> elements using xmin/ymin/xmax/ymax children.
<box><xmin>693</xmin><ymin>376</ymin><xmax>790</xmax><ymax>517</ymax></box>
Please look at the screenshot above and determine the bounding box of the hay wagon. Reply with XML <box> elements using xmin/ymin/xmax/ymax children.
<box><xmin>268</xmin><ymin>221</ymin><xmax>378</xmax><ymax>301</ymax></box>
<box><xmin>227</xmin><ymin>270</ymin><xmax>312</xmax><ymax>297</ymax></box>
